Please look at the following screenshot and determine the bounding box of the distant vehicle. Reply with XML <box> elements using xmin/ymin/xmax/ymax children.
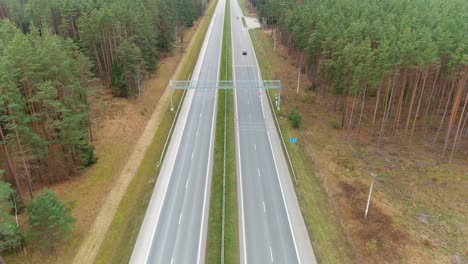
<box><xmin>236</xmin><ymin>16</ymin><xmax>239</xmax><ymax>19</ymax></box>
<box><xmin>242</xmin><ymin>51</ymin><xmax>247</xmax><ymax>55</ymax></box>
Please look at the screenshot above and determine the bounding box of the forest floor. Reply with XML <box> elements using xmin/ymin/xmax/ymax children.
<box><xmin>3</xmin><ymin>5</ymin><xmax>212</xmax><ymax>264</ymax></box>
<box><xmin>241</xmin><ymin>1</ymin><xmax>468</xmax><ymax>264</ymax></box>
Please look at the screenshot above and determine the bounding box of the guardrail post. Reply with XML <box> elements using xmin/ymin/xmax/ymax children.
<box><xmin>169</xmin><ymin>80</ymin><xmax>174</xmax><ymax>111</ymax></box>
<box><xmin>277</xmin><ymin>81</ymin><xmax>282</xmax><ymax>110</ymax></box>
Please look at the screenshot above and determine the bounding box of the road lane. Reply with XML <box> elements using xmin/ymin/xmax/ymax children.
<box><xmin>130</xmin><ymin>0</ymin><xmax>225</xmax><ymax>263</ymax></box>
<box><xmin>231</xmin><ymin>0</ymin><xmax>317</xmax><ymax>263</ymax></box>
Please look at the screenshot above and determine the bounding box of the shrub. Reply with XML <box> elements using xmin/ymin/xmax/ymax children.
<box><xmin>330</xmin><ymin>119</ymin><xmax>341</xmax><ymax>129</ymax></box>
<box><xmin>27</xmin><ymin>189</ymin><xmax>75</xmax><ymax>253</ymax></box>
<box><xmin>288</xmin><ymin>109</ymin><xmax>303</xmax><ymax>128</ymax></box>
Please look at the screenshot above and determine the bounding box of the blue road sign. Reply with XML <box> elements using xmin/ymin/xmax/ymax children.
<box><xmin>289</xmin><ymin>137</ymin><xmax>298</xmax><ymax>143</ymax></box>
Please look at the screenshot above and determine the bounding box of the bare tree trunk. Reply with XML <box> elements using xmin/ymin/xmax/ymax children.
<box><xmin>454</xmin><ymin>108</ymin><xmax>468</xmax><ymax>152</ymax></box>
<box><xmin>423</xmin><ymin>66</ymin><xmax>439</xmax><ymax>130</ymax></box>
<box><xmin>394</xmin><ymin>68</ymin><xmax>408</xmax><ymax>140</ymax></box>
<box><xmin>442</xmin><ymin>72</ymin><xmax>466</xmax><ymax>157</ymax></box>
<box><xmin>378</xmin><ymin>76</ymin><xmax>395</xmax><ymax>145</ymax></box>
<box><xmin>433</xmin><ymin>79</ymin><xmax>455</xmax><ymax>147</ymax></box>
<box><xmin>409</xmin><ymin>66</ymin><xmax>430</xmax><ymax>145</ymax></box>
<box><xmin>371</xmin><ymin>81</ymin><xmax>383</xmax><ymax>137</ymax></box>
<box><xmin>357</xmin><ymin>85</ymin><xmax>367</xmax><ymax>137</ymax></box>
<box><xmin>428</xmin><ymin>70</ymin><xmax>446</xmax><ymax>131</ymax></box>
<box><xmin>346</xmin><ymin>88</ymin><xmax>359</xmax><ymax>141</ymax></box>
<box><xmin>14</xmin><ymin>125</ymin><xmax>34</xmax><ymax>199</ymax></box>
<box><xmin>406</xmin><ymin>69</ymin><xmax>421</xmax><ymax>135</ymax></box>
<box><xmin>449</xmin><ymin>87</ymin><xmax>468</xmax><ymax>161</ymax></box>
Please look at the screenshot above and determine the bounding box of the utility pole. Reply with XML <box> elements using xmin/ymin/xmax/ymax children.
<box><xmin>296</xmin><ymin>64</ymin><xmax>301</xmax><ymax>94</ymax></box>
<box><xmin>364</xmin><ymin>173</ymin><xmax>377</xmax><ymax>219</ymax></box>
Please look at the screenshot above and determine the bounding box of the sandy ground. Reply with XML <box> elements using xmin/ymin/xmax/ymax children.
<box><xmin>244</xmin><ymin>16</ymin><xmax>261</xmax><ymax>29</ymax></box>
<box><xmin>72</xmin><ymin>85</ymin><xmax>171</xmax><ymax>264</ymax></box>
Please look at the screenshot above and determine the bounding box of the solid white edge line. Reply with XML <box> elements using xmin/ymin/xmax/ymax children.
<box><xmin>240</xmin><ymin>0</ymin><xmax>302</xmax><ymax>262</ymax></box>
<box><xmin>269</xmin><ymin>245</ymin><xmax>274</xmax><ymax>262</ymax></box>
<box><xmin>258</xmin><ymin>49</ymin><xmax>302</xmax><ymax>264</ymax></box>
<box><xmin>140</xmin><ymin>87</ymin><xmax>195</xmax><ymax>264</ymax></box>
<box><xmin>196</xmin><ymin>0</ymin><xmax>225</xmax><ymax>263</ymax></box>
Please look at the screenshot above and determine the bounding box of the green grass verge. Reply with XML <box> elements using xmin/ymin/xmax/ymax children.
<box><xmin>94</xmin><ymin>1</ymin><xmax>219</xmax><ymax>262</ymax></box>
<box><xmin>250</xmin><ymin>30</ymin><xmax>355</xmax><ymax>263</ymax></box>
<box><xmin>206</xmin><ymin>0</ymin><xmax>238</xmax><ymax>263</ymax></box>
<box><xmin>238</xmin><ymin>0</ymin><xmax>249</xmax><ymax>16</ymax></box>
<box><xmin>241</xmin><ymin>17</ymin><xmax>247</xmax><ymax>27</ymax></box>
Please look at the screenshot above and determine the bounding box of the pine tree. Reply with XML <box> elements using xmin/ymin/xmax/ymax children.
<box><xmin>26</xmin><ymin>189</ymin><xmax>75</xmax><ymax>253</ymax></box>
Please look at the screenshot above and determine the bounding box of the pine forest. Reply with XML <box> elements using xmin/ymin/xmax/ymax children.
<box><xmin>252</xmin><ymin>0</ymin><xmax>467</xmax><ymax>159</ymax></box>
<box><xmin>0</xmin><ymin>0</ymin><xmax>207</xmax><ymax>203</ymax></box>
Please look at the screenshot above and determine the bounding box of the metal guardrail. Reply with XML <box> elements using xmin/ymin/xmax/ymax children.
<box><xmin>265</xmin><ymin>89</ymin><xmax>298</xmax><ymax>185</ymax></box>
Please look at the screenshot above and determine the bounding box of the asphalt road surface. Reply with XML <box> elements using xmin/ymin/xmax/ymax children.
<box><xmin>230</xmin><ymin>0</ymin><xmax>317</xmax><ymax>263</ymax></box>
<box><xmin>129</xmin><ymin>0</ymin><xmax>225</xmax><ymax>263</ymax></box>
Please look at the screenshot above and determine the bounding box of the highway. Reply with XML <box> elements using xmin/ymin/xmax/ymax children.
<box><xmin>230</xmin><ymin>0</ymin><xmax>317</xmax><ymax>263</ymax></box>
<box><xmin>129</xmin><ymin>0</ymin><xmax>225</xmax><ymax>263</ymax></box>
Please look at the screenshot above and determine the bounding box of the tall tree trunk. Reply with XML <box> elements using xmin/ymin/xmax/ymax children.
<box><xmin>405</xmin><ymin>68</ymin><xmax>421</xmax><ymax>135</ymax></box>
<box><xmin>0</xmin><ymin>125</ymin><xmax>24</xmax><ymax>205</ymax></box>
<box><xmin>346</xmin><ymin>88</ymin><xmax>359</xmax><ymax>141</ymax></box>
<box><xmin>371</xmin><ymin>80</ymin><xmax>383</xmax><ymax>137</ymax></box>
<box><xmin>423</xmin><ymin>66</ymin><xmax>439</xmax><ymax>130</ymax></box>
<box><xmin>449</xmin><ymin>82</ymin><xmax>468</xmax><ymax>161</ymax></box>
<box><xmin>357</xmin><ymin>84</ymin><xmax>367</xmax><ymax>136</ymax></box>
<box><xmin>12</xmin><ymin>119</ymin><xmax>34</xmax><ymax>199</ymax></box>
<box><xmin>433</xmin><ymin>79</ymin><xmax>455</xmax><ymax>147</ymax></box>
<box><xmin>429</xmin><ymin>71</ymin><xmax>447</xmax><ymax>131</ymax></box>
<box><xmin>442</xmin><ymin>72</ymin><xmax>466</xmax><ymax>157</ymax></box>
<box><xmin>454</xmin><ymin>108</ymin><xmax>468</xmax><ymax>152</ymax></box>
<box><xmin>409</xmin><ymin>66</ymin><xmax>430</xmax><ymax>145</ymax></box>
<box><xmin>394</xmin><ymin>68</ymin><xmax>408</xmax><ymax>140</ymax></box>
<box><xmin>378</xmin><ymin>75</ymin><xmax>395</xmax><ymax>145</ymax></box>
